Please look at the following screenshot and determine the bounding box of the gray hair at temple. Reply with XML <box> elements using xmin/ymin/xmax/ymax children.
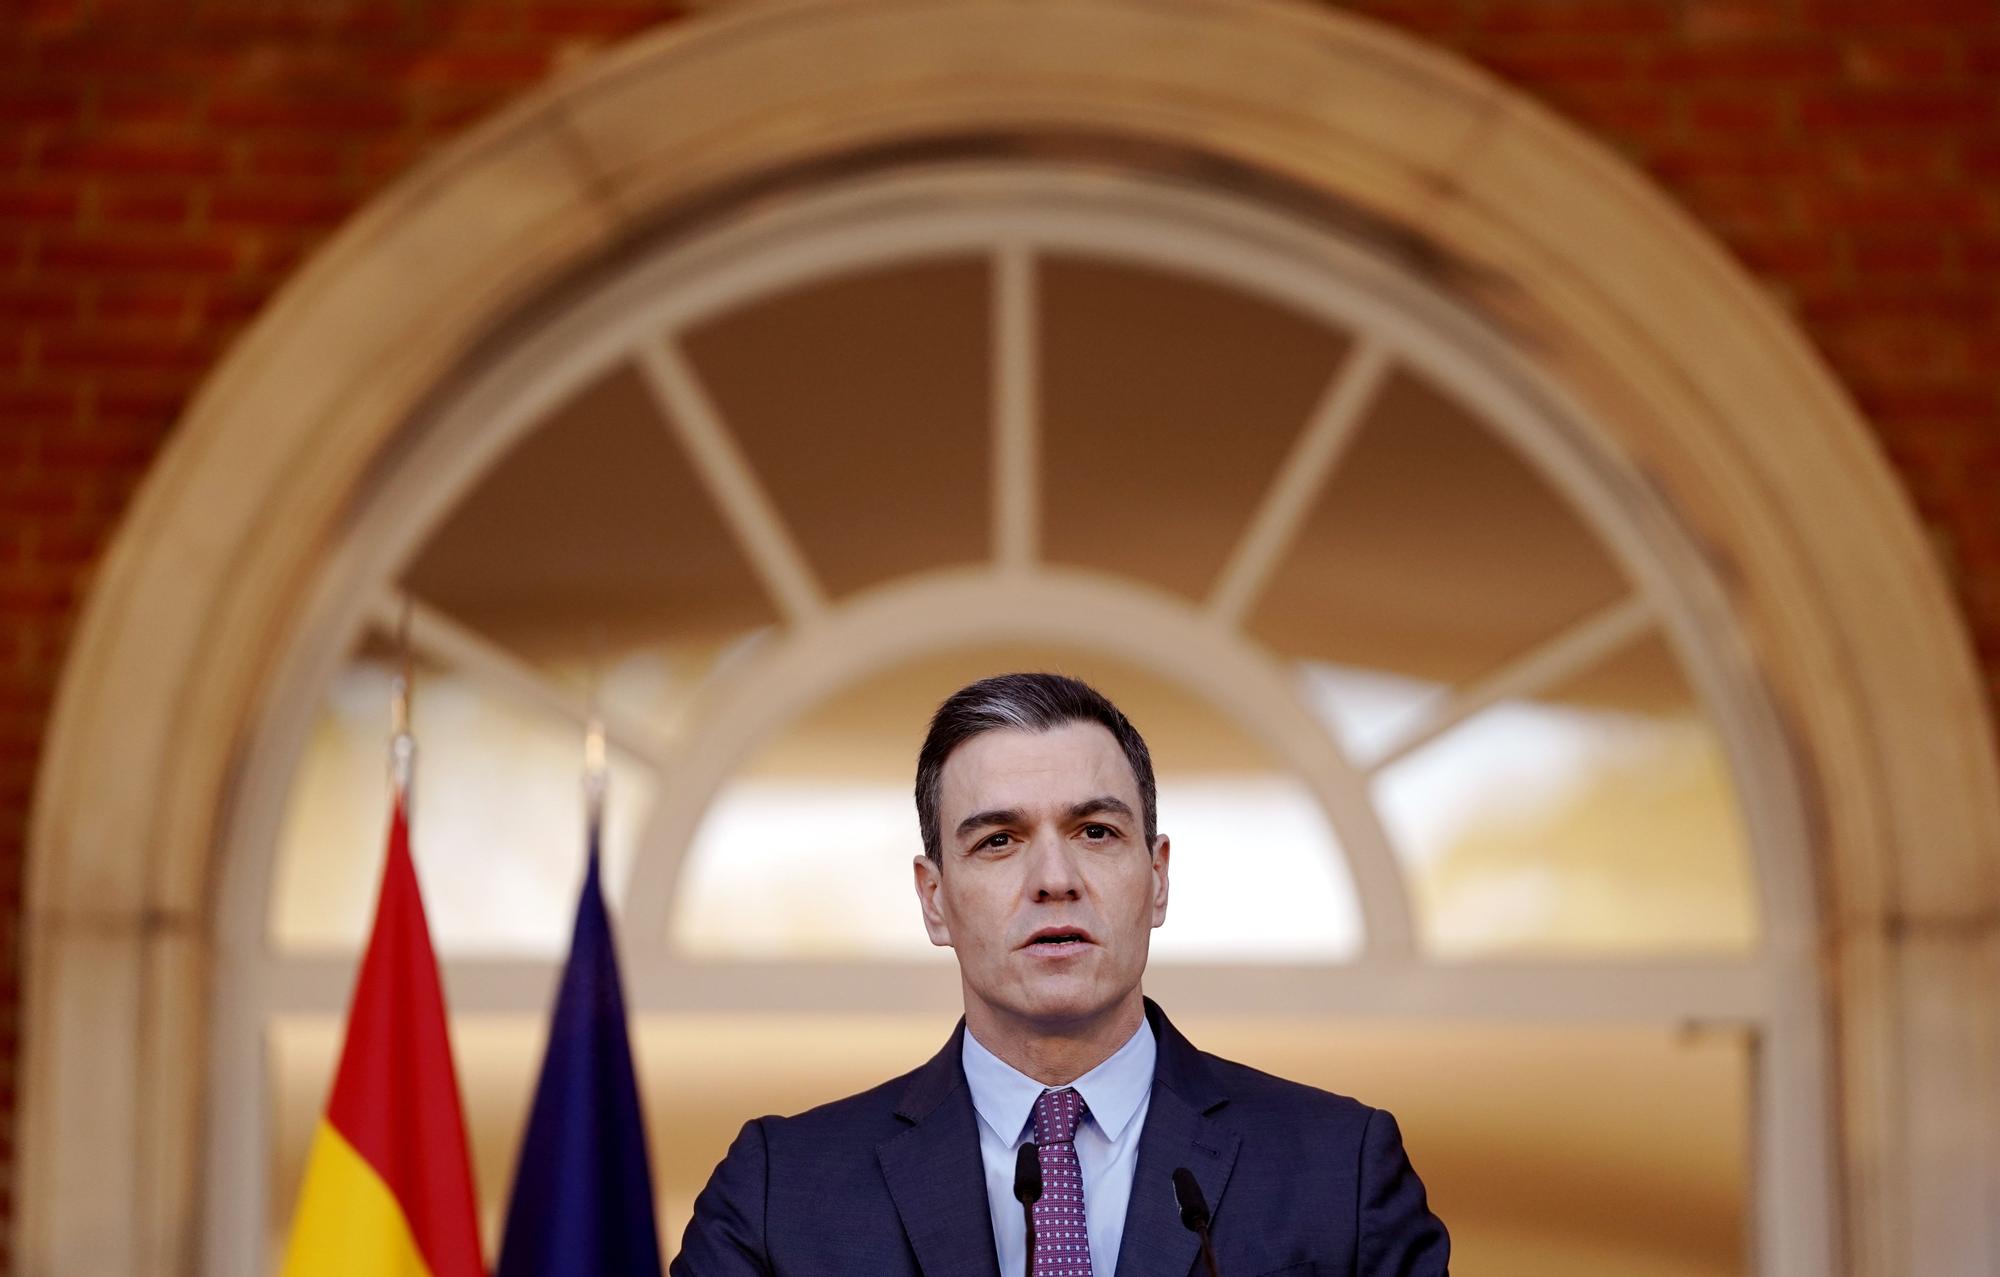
<box><xmin>914</xmin><ymin>671</ymin><xmax>1158</xmax><ymax>863</ymax></box>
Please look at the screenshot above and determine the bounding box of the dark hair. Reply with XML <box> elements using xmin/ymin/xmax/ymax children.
<box><xmin>914</xmin><ymin>672</ymin><xmax>1157</xmax><ymax>862</ymax></box>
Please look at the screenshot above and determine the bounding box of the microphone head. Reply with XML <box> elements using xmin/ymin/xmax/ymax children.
<box><xmin>1014</xmin><ymin>1143</ymin><xmax>1043</xmax><ymax>1205</ymax></box>
<box><xmin>1171</xmin><ymin>1167</ymin><xmax>1211</xmax><ymax>1231</ymax></box>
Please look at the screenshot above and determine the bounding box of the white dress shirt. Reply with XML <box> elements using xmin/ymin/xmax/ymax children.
<box><xmin>961</xmin><ymin>1016</ymin><xmax>1157</xmax><ymax>1277</ymax></box>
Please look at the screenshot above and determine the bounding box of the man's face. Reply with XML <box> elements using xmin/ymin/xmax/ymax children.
<box><xmin>913</xmin><ymin>720</ymin><xmax>1169</xmax><ymax>1037</ymax></box>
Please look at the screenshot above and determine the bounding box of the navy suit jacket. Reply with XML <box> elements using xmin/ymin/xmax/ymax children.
<box><xmin>671</xmin><ymin>1000</ymin><xmax>1449</xmax><ymax>1275</ymax></box>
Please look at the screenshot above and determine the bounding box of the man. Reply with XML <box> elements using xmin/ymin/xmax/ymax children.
<box><xmin>674</xmin><ymin>673</ymin><xmax>1449</xmax><ymax>1275</ymax></box>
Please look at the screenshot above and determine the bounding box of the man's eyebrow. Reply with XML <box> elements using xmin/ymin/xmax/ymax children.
<box><xmin>955</xmin><ymin>808</ymin><xmax>1022</xmax><ymax>839</ymax></box>
<box><xmin>1068</xmin><ymin>796</ymin><xmax>1134</xmax><ymax>822</ymax></box>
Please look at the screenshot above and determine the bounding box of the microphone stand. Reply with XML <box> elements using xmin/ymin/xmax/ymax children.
<box><xmin>1173</xmin><ymin>1166</ymin><xmax>1223</xmax><ymax>1277</ymax></box>
<box><xmin>1014</xmin><ymin>1142</ymin><xmax>1042</xmax><ymax>1272</ymax></box>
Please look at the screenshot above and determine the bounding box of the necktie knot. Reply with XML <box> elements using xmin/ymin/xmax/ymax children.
<box><xmin>1032</xmin><ymin>1087</ymin><xmax>1088</xmax><ymax>1146</ymax></box>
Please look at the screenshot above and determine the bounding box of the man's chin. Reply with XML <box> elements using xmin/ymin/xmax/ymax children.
<box><xmin>1004</xmin><ymin>980</ymin><xmax>1137</xmax><ymax>1033</ymax></box>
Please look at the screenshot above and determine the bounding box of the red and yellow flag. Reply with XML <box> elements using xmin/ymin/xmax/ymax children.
<box><xmin>281</xmin><ymin>798</ymin><xmax>484</xmax><ymax>1277</ymax></box>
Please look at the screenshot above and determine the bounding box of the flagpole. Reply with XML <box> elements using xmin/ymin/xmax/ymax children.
<box><xmin>494</xmin><ymin>644</ymin><xmax>665</xmax><ymax>1277</ymax></box>
<box><xmin>282</xmin><ymin>588</ymin><xmax>484</xmax><ymax>1277</ymax></box>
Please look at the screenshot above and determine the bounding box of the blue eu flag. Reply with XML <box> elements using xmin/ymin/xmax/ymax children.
<box><xmin>496</xmin><ymin>837</ymin><xmax>663</xmax><ymax>1277</ymax></box>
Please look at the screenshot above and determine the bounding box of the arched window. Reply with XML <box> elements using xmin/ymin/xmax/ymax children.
<box><xmin>215</xmin><ymin>167</ymin><xmax>1822</xmax><ymax>1275</ymax></box>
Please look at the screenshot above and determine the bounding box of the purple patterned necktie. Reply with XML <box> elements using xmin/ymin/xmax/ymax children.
<box><xmin>1030</xmin><ymin>1087</ymin><xmax>1094</xmax><ymax>1276</ymax></box>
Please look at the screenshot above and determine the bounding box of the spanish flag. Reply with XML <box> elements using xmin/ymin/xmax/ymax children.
<box><xmin>280</xmin><ymin>797</ymin><xmax>484</xmax><ymax>1277</ymax></box>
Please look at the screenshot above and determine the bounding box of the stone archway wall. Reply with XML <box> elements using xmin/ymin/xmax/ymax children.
<box><xmin>21</xmin><ymin>1</ymin><xmax>1998</xmax><ymax>1273</ymax></box>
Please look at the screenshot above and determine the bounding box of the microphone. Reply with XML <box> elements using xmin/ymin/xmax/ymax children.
<box><xmin>1014</xmin><ymin>1142</ymin><xmax>1042</xmax><ymax>1264</ymax></box>
<box><xmin>1172</xmin><ymin>1167</ymin><xmax>1221</xmax><ymax>1277</ymax></box>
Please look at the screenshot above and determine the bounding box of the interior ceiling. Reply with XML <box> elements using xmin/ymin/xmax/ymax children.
<box><xmin>401</xmin><ymin>253</ymin><xmax>1672</xmax><ymax>709</ymax></box>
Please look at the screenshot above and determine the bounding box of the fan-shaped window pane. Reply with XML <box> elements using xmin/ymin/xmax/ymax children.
<box><xmin>269</xmin><ymin>658</ymin><xmax>655</xmax><ymax>954</ymax></box>
<box><xmin>403</xmin><ymin>364</ymin><xmax>780</xmax><ymax>653</ymax></box>
<box><xmin>1040</xmin><ymin>255</ymin><xmax>1350</xmax><ymax>600</ymax></box>
<box><xmin>670</xmin><ymin>647</ymin><xmax>1361</xmax><ymax>961</ymax></box>
<box><xmin>1250</xmin><ymin>369</ymin><xmax>1628</xmax><ymax>679</ymax></box>
<box><xmin>1355</xmin><ymin>636</ymin><xmax>1757</xmax><ymax>956</ymax></box>
<box><xmin>680</xmin><ymin>258</ymin><xmax>993</xmax><ymax>597</ymax></box>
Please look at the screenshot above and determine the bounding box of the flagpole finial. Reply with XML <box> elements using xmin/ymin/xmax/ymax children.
<box><xmin>582</xmin><ymin>628</ymin><xmax>608</xmax><ymax>848</ymax></box>
<box><xmin>583</xmin><ymin>715</ymin><xmax>607</xmax><ymax>843</ymax></box>
<box><xmin>389</xmin><ymin>594</ymin><xmax>416</xmax><ymax>798</ymax></box>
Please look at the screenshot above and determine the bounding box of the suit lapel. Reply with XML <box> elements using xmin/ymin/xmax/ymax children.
<box><xmin>1114</xmin><ymin>1002</ymin><xmax>1240</xmax><ymax>1277</ymax></box>
<box><xmin>877</xmin><ymin>1021</ymin><xmax>1003</xmax><ymax>1277</ymax></box>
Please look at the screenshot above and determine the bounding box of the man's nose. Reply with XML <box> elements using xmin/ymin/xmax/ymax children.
<box><xmin>1026</xmin><ymin>831</ymin><xmax>1083</xmax><ymax>899</ymax></box>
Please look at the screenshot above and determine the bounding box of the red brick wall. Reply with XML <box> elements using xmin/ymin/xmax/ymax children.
<box><xmin>0</xmin><ymin>0</ymin><xmax>1995</xmax><ymax>1266</ymax></box>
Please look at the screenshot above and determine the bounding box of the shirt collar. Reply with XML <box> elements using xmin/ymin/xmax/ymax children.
<box><xmin>961</xmin><ymin>1014</ymin><xmax>1157</xmax><ymax>1147</ymax></box>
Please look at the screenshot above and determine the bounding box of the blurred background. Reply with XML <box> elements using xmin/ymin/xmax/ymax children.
<box><xmin>4</xmin><ymin>3</ymin><xmax>1997</xmax><ymax>1277</ymax></box>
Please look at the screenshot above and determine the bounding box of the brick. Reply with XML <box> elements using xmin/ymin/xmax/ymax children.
<box><xmin>1681</xmin><ymin>0</ymin><xmax>1796</xmax><ymax>40</ymax></box>
<box><xmin>1647</xmin><ymin>142</ymin><xmax>1816</xmax><ymax>181</ymax></box>
<box><xmin>207</xmin><ymin>189</ymin><xmax>354</xmax><ymax>227</ymax></box>
<box><xmin>1800</xmin><ymin>87</ymin><xmax>1994</xmax><ymax>130</ymax></box>
<box><xmin>37</xmin><ymin>330</ymin><xmax>214</xmax><ymax>374</ymax></box>
<box><xmin>90</xmin><ymin>282</ymin><xmax>195</xmax><ymax>324</ymax></box>
<box><xmin>1852</xmin><ymin>385</ymin><xmax>2000</xmax><ymax>418</ymax></box>
<box><xmin>0</xmin><ymin>182</ymin><xmax>79</xmax><ymax>221</ymax></box>
<box><xmin>37</xmin><ymin>433</ymin><xmax>160</xmax><ymax>471</ymax></box>
<box><xmin>1722</xmin><ymin>231</ymin><xmax>1842</xmax><ymax>276</ymax></box>
<box><xmin>1840</xmin><ymin>37</ymin><xmax>1967</xmax><ymax>82</ymax></box>
<box><xmin>1542</xmin><ymin>87</ymin><xmax>1679</xmax><ymax>136</ymax></box>
<box><xmin>519</xmin><ymin>2</ymin><xmax>678</xmax><ymax>37</ymax></box>
<box><xmin>1480</xmin><ymin>39</ymin><xmax>1639</xmax><ymax>84</ymax></box>
<box><xmin>37</xmin><ymin>231</ymin><xmax>235</xmax><ymax>275</ymax></box>
<box><xmin>194</xmin><ymin>0</ymin><xmax>413</xmax><ymax>39</ymax></box>
<box><xmin>1805</xmin><ymin>287</ymin><xmax>1998</xmax><ymax>326</ymax></box>
<box><xmin>200</xmin><ymin>284</ymin><xmax>271</xmax><ymax>326</ymax></box>
<box><xmin>398</xmin><ymin>49</ymin><xmax>553</xmax><ymax>86</ymax></box>
<box><xmin>0</xmin><ymin>88</ymin><xmax>83</xmax><ymax>127</ymax></box>
<box><xmin>0</xmin><ymin>286</ymin><xmax>77</xmax><ymax>322</ymax></box>
<box><xmin>96</xmin><ymin>88</ymin><xmax>203</xmax><ymax>129</ymax></box>
<box><xmin>1805</xmin><ymin>187</ymin><xmax>1990</xmax><ymax>231</ymax></box>
<box><xmin>239</xmin><ymin>139</ymin><xmax>350</xmax><ymax>180</ymax></box>
<box><xmin>1802</xmin><ymin>0</ymin><xmax>2000</xmax><ymax>28</ymax></box>
<box><xmin>1686</xmin><ymin>90</ymin><xmax>1792</xmax><ymax>134</ymax></box>
<box><xmin>1836</xmin><ymin>139</ymin><xmax>1961</xmax><ymax>184</ymax></box>
<box><xmin>1817</xmin><ymin>318</ymin><xmax>1972</xmax><ymax>379</ymax></box>
<box><xmin>209</xmin><ymin>93</ymin><xmax>406</xmax><ymax>131</ymax></box>
<box><xmin>1644</xmin><ymin>42</ymin><xmax>1843</xmax><ymax>82</ymax></box>
<box><xmin>1474</xmin><ymin>0</ymin><xmax>1674</xmax><ymax>35</ymax></box>
<box><xmin>35</xmin><ymin>138</ymin><xmax>228</xmax><ymax>179</ymax></box>
<box><xmin>1848</xmin><ymin>235</ymin><xmax>1954</xmax><ymax>276</ymax></box>
<box><xmin>1671</xmin><ymin>177</ymin><xmax>1805</xmax><ymax>234</ymax></box>
<box><xmin>413</xmin><ymin>90</ymin><xmax>509</xmax><ymax>132</ymax></box>
<box><xmin>96</xmin><ymin>187</ymin><xmax>194</xmax><ymax>227</ymax></box>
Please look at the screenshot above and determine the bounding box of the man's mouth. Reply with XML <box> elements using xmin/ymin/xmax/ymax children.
<box><xmin>1023</xmin><ymin>927</ymin><xmax>1094</xmax><ymax>952</ymax></box>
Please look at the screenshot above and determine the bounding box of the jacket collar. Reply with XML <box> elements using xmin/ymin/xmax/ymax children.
<box><xmin>877</xmin><ymin>1020</ymin><xmax>1002</xmax><ymax>1277</ymax></box>
<box><xmin>1112</xmin><ymin>999</ymin><xmax>1241</xmax><ymax>1277</ymax></box>
<box><xmin>876</xmin><ymin>1000</ymin><xmax>1239</xmax><ymax>1277</ymax></box>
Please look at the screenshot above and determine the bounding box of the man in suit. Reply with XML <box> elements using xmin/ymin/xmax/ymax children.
<box><xmin>674</xmin><ymin>673</ymin><xmax>1449</xmax><ymax>1275</ymax></box>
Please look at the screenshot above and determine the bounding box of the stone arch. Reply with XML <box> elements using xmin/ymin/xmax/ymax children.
<box><xmin>22</xmin><ymin>1</ymin><xmax>1998</xmax><ymax>1272</ymax></box>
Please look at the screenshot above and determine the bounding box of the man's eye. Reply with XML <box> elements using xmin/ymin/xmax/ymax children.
<box><xmin>1081</xmin><ymin>823</ymin><xmax>1113</xmax><ymax>841</ymax></box>
<box><xmin>980</xmin><ymin>832</ymin><xmax>1014</xmax><ymax>849</ymax></box>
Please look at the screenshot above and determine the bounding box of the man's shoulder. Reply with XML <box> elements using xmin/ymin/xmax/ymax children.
<box><xmin>1190</xmin><ymin>1044</ymin><xmax>1380</xmax><ymax>1136</ymax></box>
<box><xmin>751</xmin><ymin>1059</ymin><xmax>938</xmax><ymax>1144</ymax></box>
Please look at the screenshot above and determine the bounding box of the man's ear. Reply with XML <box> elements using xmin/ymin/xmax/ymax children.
<box><xmin>1149</xmin><ymin>834</ymin><xmax>1171</xmax><ymax>928</ymax></box>
<box><xmin>913</xmin><ymin>853</ymin><xmax>953</xmax><ymax>947</ymax></box>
